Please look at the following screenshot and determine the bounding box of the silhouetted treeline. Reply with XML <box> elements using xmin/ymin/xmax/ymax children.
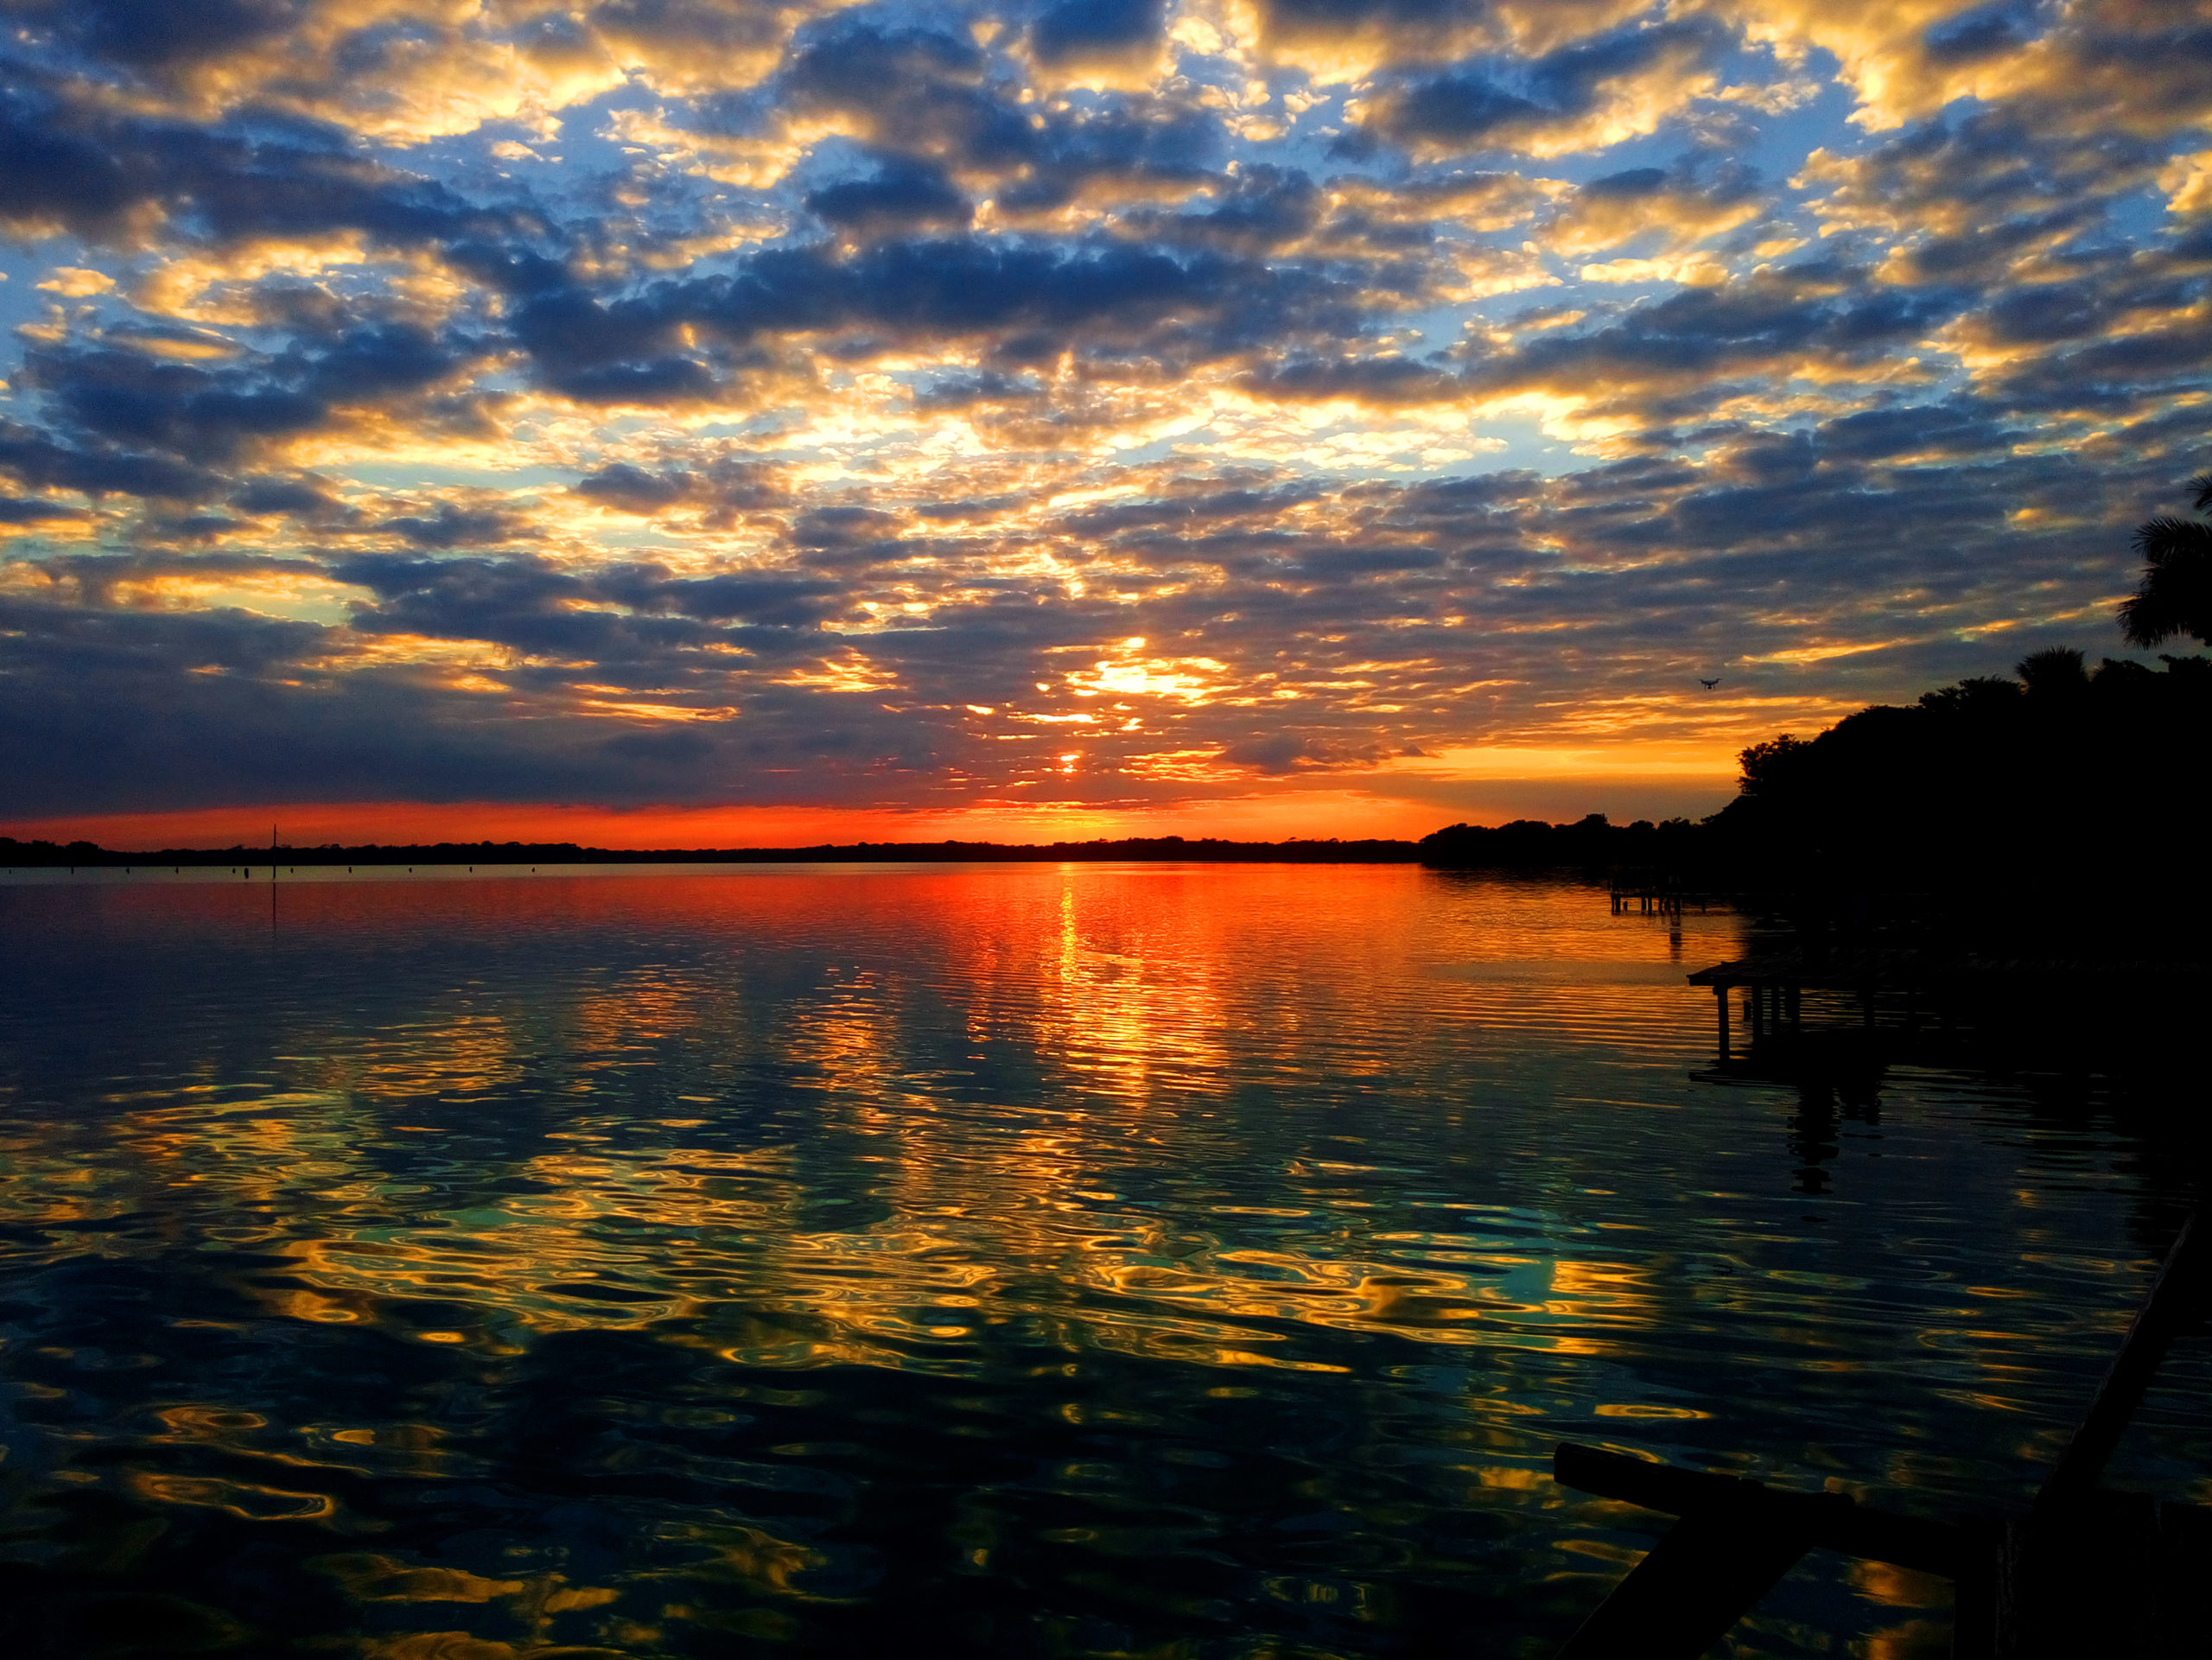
<box><xmin>0</xmin><ymin>835</ymin><xmax>1421</xmax><ymax>868</ymax></box>
<box><xmin>1421</xmin><ymin>650</ymin><xmax>2212</xmax><ymax>944</ymax></box>
<box><xmin>1417</xmin><ymin>812</ymin><xmax>1702</xmax><ymax>868</ymax></box>
<box><xmin>1710</xmin><ymin>649</ymin><xmax>2210</xmax><ymax>943</ymax></box>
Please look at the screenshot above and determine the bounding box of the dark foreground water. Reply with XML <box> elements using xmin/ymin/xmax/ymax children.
<box><xmin>1</xmin><ymin>865</ymin><xmax>2204</xmax><ymax>1660</ymax></box>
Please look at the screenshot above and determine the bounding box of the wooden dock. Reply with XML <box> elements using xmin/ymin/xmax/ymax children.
<box><xmin>1550</xmin><ymin>1208</ymin><xmax>2212</xmax><ymax>1657</ymax></box>
<box><xmin>1685</xmin><ymin>948</ymin><xmax>2207</xmax><ymax>1065</ymax></box>
<box><xmin>1607</xmin><ymin>871</ymin><xmax>1724</xmax><ymax>914</ymax></box>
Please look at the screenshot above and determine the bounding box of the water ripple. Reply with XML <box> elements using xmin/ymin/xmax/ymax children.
<box><xmin>0</xmin><ymin>866</ymin><xmax>2203</xmax><ymax>1659</ymax></box>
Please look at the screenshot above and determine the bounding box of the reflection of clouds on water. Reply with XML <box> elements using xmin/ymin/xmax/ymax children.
<box><xmin>0</xmin><ymin>868</ymin><xmax>2201</xmax><ymax>1657</ymax></box>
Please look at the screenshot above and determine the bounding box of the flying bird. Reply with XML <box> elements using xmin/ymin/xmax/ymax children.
<box><xmin>1699</xmin><ymin>677</ymin><xmax>1721</xmax><ymax>690</ymax></box>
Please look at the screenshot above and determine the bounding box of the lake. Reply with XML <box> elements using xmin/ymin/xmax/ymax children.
<box><xmin>0</xmin><ymin>864</ymin><xmax>2202</xmax><ymax>1659</ymax></box>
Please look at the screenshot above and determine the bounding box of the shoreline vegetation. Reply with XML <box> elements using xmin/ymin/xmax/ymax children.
<box><xmin>1434</xmin><ymin>647</ymin><xmax>2210</xmax><ymax>893</ymax></box>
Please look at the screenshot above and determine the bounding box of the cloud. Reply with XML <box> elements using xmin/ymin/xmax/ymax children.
<box><xmin>18</xmin><ymin>0</ymin><xmax>307</xmax><ymax>77</ymax></box>
<box><xmin>0</xmin><ymin>74</ymin><xmax>528</xmax><ymax>248</ymax></box>
<box><xmin>1241</xmin><ymin>0</ymin><xmax>1495</xmax><ymax>81</ymax></box>
<box><xmin>588</xmin><ymin>0</ymin><xmax>820</xmax><ymax>99</ymax></box>
<box><xmin>1425</xmin><ymin>257</ymin><xmax>1992</xmax><ymax>440</ymax></box>
<box><xmin>0</xmin><ymin>495</ymin><xmax>92</xmax><ymax>525</ymax></box>
<box><xmin>1027</xmin><ymin>0</ymin><xmax>1169</xmax><ymax>86</ymax></box>
<box><xmin>571</xmin><ymin>456</ymin><xmax>789</xmax><ymax>525</ymax></box>
<box><xmin>0</xmin><ymin>0</ymin><xmax>2203</xmax><ymax>835</ymax></box>
<box><xmin>19</xmin><ymin>316</ymin><xmax>473</xmax><ymax>467</ymax></box>
<box><xmin>2</xmin><ymin>0</ymin><xmax>641</xmax><ymax>139</ymax></box>
<box><xmin>1217</xmin><ymin>730</ymin><xmax>1389</xmax><ymax>772</ymax></box>
<box><xmin>494</xmin><ymin>230</ymin><xmax>1366</xmax><ymax>413</ymax></box>
<box><xmin>779</xmin><ymin>22</ymin><xmax>1033</xmax><ymax>170</ymax></box>
<box><xmin>230</xmin><ymin>474</ymin><xmax>350</xmax><ymax>520</ymax></box>
<box><xmin>1544</xmin><ymin>158</ymin><xmax>1764</xmax><ymax>256</ymax></box>
<box><xmin>805</xmin><ymin>153</ymin><xmax>973</xmax><ymax>239</ymax></box>
<box><xmin>38</xmin><ymin>266</ymin><xmax>118</xmax><ymax>296</ymax></box>
<box><xmin>1241</xmin><ymin>353</ymin><xmax>1462</xmax><ymax>409</ymax></box>
<box><xmin>381</xmin><ymin>499</ymin><xmax>527</xmax><ymax>550</ymax></box>
<box><xmin>0</xmin><ymin>417</ymin><xmax>216</xmax><ymax>500</ymax></box>
<box><xmin>1351</xmin><ymin>20</ymin><xmax>1730</xmax><ymax>160</ymax></box>
<box><xmin>1798</xmin><ymin>109</ymin><xmax>2166</xmax><ymax>277</ymax></box>
<box><xmin>0</xmin><ymin>426</ymin><xmax>2182</xmax><ymax>822</ymax></box>
<box><xmin>574</xmin><ymin>462</ymin><xmax>696</xmax><ymax>514</ymax></box>
<box><xmin>1729</xmin><ymin>0</ymin><xmax>2212</xmax><ymax>135</ymax></box>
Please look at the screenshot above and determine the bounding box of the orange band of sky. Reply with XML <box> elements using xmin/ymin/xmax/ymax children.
<box><xmin>0</xmin><ymin>772</ymin><xmax>1744</xmax><ymax>852</ymax></box>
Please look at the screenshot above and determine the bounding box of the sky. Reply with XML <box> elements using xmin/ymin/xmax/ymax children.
<box><xmin>0</xmin><ymin>0</ymin><xmax>2207</xmax><ymax>849</ymax></box>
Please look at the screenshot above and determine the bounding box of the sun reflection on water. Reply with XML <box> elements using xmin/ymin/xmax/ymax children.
<box><xmin>0</xmin><ymin>867</ymin><xmax>2204</xmax><ymax>1658</ymax></box>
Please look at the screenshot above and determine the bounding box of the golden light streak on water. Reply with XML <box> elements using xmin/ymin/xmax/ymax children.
<box><xmin>0</xmin><ymin>867</ymin><xmax>2204</xmax><ymax>1657</ymax></box>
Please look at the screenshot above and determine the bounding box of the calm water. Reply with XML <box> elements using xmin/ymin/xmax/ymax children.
<box><xmin>0</xmin><ymin>865</ymin><xmax>2204</xmax><ymax>1660</ymax></box>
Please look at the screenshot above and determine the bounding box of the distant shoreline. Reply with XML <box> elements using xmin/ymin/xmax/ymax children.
<box><xmin>0</xmin><ymin>835</ymin><xmax>1425</xmax><ymax>868</ymax></box>
<box><xmin>1</xmin><ymin>816</ymin><xmax>1709</xmax><ymax>873</ymax></box>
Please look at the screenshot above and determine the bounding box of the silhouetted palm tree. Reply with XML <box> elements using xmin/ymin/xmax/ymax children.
<box><xmin>2119</xmin><ymin>473</ymin><xmax>2212</xmax><ymax>647</ymax></box>
<box><xmin>2017</xmin><ymin>646</ymin><xmax>2088</xmax><ymax>694</ymax></box>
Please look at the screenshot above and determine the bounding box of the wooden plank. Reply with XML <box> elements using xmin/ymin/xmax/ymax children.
<box><xmin>2035</xmin><ymin>1210</ymin><xmax>2211</xmax><ymax>1512</ymax></box>
<box><xmin>2150</xmin><ymin>1500</ymin><xmax>2212</xmax><ymax>1657</ymax></box>
<box><xmin>1961</xmin><ymin>1212</ymin><xmax>2212</xmax><ymax>1657</ymax></box>
<box><xmin>1553</xmin><ymin>1506</ymin><xmax>1814</xmax><ymax>1660</ymax></box>
<box><xmin>1986</xmin><ymin>1494</ymin><xmax>2167</xmax><ymax>1659</ymax></box>
<box><xmin>1554</xmin><ymin>1444</ymin><xmax>1961</xmax><ymax>1575</ymax></box>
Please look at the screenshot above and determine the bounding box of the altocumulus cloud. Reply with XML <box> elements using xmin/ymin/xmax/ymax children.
<box><xmin>0</xmin><ymin>0</ymin><xmax>2207</xmax><ymax>836</ymax></box>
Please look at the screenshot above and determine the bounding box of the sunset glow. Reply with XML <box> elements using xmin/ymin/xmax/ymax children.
<box><xmin>2</xmin><ymin>0</ymin><xmax>2205</xmax><ymax>845</ymax></box>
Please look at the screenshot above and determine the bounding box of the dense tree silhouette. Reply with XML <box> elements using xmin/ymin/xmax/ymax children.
<box><xmin>2015</xmin><ymin>645</ymin><xmax>2090</xmax><ymax>696</ymax></box>
<box><xmin>1419</xmin><ymin>812</ymin><xmax>1694</xmax><ymax>867</ymax></box>
<box><xmin>1707</xmin><ymin>648</ymin><xmax>2211</xmax><ymax>942</ymax></box>
<box><xmin>2120</xmin><ymin>472</ymin><xmax>2212</xmax><ymax>647</ymax></box>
